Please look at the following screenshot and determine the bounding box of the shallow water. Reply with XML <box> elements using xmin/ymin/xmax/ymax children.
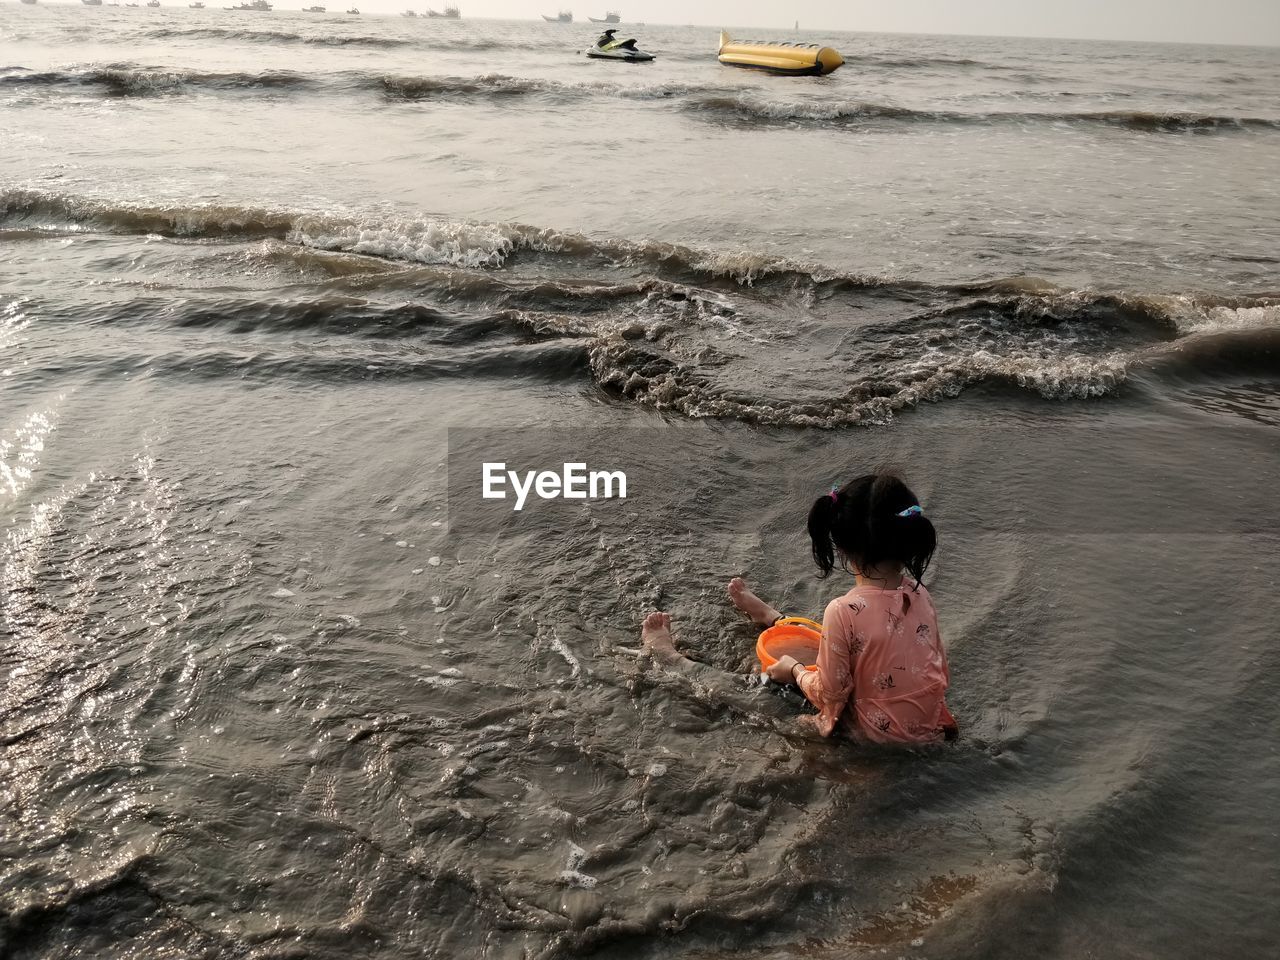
<box><xmin>2</xmin><ymin>8</ymin><xmax>1279</xmax><ymax>960</ymax></box>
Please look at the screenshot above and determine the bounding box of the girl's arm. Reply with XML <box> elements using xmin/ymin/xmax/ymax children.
<box><xmin>795</xmin><ymin>598</ymin><xmax>855</xmax><ymax>737</ymax></box>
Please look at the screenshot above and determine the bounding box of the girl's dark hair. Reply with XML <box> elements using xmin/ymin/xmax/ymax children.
<box><xmin>807</xmin><ymin>473</ymin><xmax>936</xmax><ymax>585</ymax></box>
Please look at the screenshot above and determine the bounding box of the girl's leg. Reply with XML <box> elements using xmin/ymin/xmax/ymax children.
<box><xmin>639</xmin><ymin>612</ymin><xmax>815</xmax><ymax>727</ymax></box>
<box><xmin>639</xmin><ymin>612</ymin><xmax>687</xmax><ymax>666</ymax></box>
<box><xmin>639</xmin><ymin>612</ymin><xmax>760</xmax><ymax>705</ymax></box>
<box><xmin>727</xmin><ymin>577</ymin><xmax>783</xmax><ymax>626</ymax></box>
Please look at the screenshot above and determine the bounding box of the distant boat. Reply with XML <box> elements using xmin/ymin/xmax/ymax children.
<box><xmin>588</xmin><ymin>10</ymin><xmax>619</xmax><ymax>23</ymax></box>
<box><xmin>346</xmin><ymin>5</ymin><xmax>358</xmax><ymax>11</ymax></box>
<box><xmin>146</xmin><ymin>0</ymin><xmax>160</xmax><ymax>6</ymax></box>
<box><xmin>427</xmin><ymin>3</ymin><xmax>459</xmax><ymax>16</ymax></box>
<box><xmin>542</xmin><ymin>10</ymin><xmax>571</xmax><ymax>22</ymax></box>
<box><xmin>302</xmin><ymin>4</ymin><xmax>325</xmax><ymax>9</ymax></box>
<box><xmin>20</xmin><ymin>0</ymin><xmax>38</xmax><ymax>5</ymax></box>
<box><xmin>189</xmin><ymin>1</ymin><xmax>205</xmax><ymax>6</ymax></box>
<box><xmin>225</xmin><ymin>0</ymin><xmax>270</xmax><ymax>8</ymax></box>
<box><xmin>81</xmin><ymin>0</ymin><xmax>103</xmax><ymax>6</ymax></box>
<box><xmin>401</xmin><ymin>9</ymin><xmax>416</xmax><ymax>15</ymax></box>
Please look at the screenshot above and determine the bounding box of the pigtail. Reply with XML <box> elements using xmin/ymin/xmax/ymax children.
<box><xmin>895</xmin><ymin>509</ymin><xmax>936</xmax><ymax>587</ymax></box>
<box><xmin>807</xmin><ymin>488</ymin><xmax>839</xmax><ymax>578</ymax></box>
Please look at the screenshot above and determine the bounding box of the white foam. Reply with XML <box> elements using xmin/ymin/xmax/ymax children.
<box><xmin>1156</xmin><ymin>295</ymin><xmax>1279</xmax><ymax>335</ymax></box>
<box><xmin>558</xmin><ymin>842</ymin><xmax>599</xmax><ymax>889</ymax></box>
<box><xmin>291</xmin><ymin>215</ymin><xmax>521</xmax><ymax>269</ymax></box>
<box><xmin>1192</xmin><ymin>303</ymin><xmax>1280</xmax><ymax>333</ymax></box>
<box><xmin>547</xmin><ymin>632</ymin><xmax>581</xmax><ymax>679</ymax></box>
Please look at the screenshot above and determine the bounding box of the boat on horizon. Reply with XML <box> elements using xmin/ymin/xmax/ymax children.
<box><xmin>81</xmin><ymin>0</ymin><xmax>103</xmax><ymax>6</ymax></box>
<box><xmin>427</xmin><ymin>4</ymin><xmax>459</xmax><ymax>17</ymax></box>
<box><xmin>19</xmin><ymin>0</ymin><xmax>38</xmax><ymax>6</ymax></box>
<box><xmin>189</xmin><ymin>1</ymin><xmax>205</xmax><ymax>6</ymax></box>
<box><xmin>146</xmin><ymin>0</ymin><xmax>160</xmax><ymax>6</ymax></box>
<box><xmin>401</xmin><ymin>9</ymin><xmax>416</xmax><ymax>15</ymax></box>
<box><xmin>302</xmin><ymin>4</ymin><xmax>325</xmax><ymax>10</ymax></box>
<box><xmin>225</xmin><ymin>0</ymin><xmax>271</xmax><ymax>8</ymax></box>
<box><xmin>542</xmin><ymin>10</ymin><xmax>571</xmax><ymax>22</ymax></box>
<box><xmin>346</xmin><ymin>5</ymin><xmax>358</xmax><ymax>11</ymax></box>
<box><xmin>588</xmin><ymin>10</ymin><xmax>619</xmax><ymax>23</ymax></box>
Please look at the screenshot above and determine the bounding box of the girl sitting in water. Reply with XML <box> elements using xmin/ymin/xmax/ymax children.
<box><xmin>641</xmin><ymin>472</ymin><xmax>956</xmax><ymax>745</ymax></box>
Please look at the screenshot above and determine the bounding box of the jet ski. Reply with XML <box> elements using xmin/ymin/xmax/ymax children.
<box><xmin>585</xmin><ymin>28</ymin><xmax>654</xmax><ymax>62</ymax></box>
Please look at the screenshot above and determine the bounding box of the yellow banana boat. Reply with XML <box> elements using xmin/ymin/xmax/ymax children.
<box><xmin>717</xmin><ymin>31</ymin><xmax>844</xmax><ymax>76</ymax></box>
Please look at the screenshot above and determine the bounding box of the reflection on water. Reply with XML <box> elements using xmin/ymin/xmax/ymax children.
<box><xmin>1176</xmin><ymin>380</ymin><xmax>1280</xmax><ymax>427</ymax></box>
<box><xmin>1</xmin><ymin>9</ymin><xmax>1278</xmax><ymax>960</ymax></box>
<box><xmin>0</xmin><ymin>408</ymin><xmax>56</xmax><ymax>500</ymax></box>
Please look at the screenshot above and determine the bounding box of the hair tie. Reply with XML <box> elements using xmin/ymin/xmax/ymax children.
<box><xmin>829</xmin><ymin>485</ymin><xmax>840</xmax><ymax>504</ymax></box>
<box><xmin>897</xmin><ymin>505</ymin><xmax>923</xmax><ymax>518</ymax></box>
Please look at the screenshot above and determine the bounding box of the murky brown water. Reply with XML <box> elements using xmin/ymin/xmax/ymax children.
<box><xmin>2</xmin><ymin>8</ymin><xmax>1279</xmax><ymax>959</ymax></box>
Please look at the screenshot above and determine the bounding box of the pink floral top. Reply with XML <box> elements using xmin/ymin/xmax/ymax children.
<box><xmin>797</xmin><ymin>579</ymin><xmax>955</xmax><ymax>745</ymax></box>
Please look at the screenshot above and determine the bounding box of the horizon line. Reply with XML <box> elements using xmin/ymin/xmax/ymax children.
<box><xmin>22</xmin><ymin>4</ymin><xmax>1280</xmax><ymax>48</ymax></box>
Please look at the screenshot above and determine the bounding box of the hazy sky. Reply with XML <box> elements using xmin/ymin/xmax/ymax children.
<box><xmin>408</xmin><ymin>1</ymin><xmax>1279</xmax><ymax>46</ymax></box>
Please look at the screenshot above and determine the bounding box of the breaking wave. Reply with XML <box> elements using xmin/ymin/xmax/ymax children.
<box><xmin>842</xmin><ymin>53</ymin><xmax>1012</xmax><ymax>70</ymax></box>
<box><xmin>682</xmin><ymin>95</ymin><xmax>1280</xmax><ymax>132</ymax></box>
<box><xmin>0</xmin><ymin>65</ymin><xmax>314</xmax><ymax>95</ymax></box>
<box><xmin>1</xmin><ymin>190</ymin><xmax>300</xmax><ymax>239</ymax></box>
<box><xmin>0</xmin><ymin>188</ymin><xmax>838</xmax><ymax>280</ymax></box>
<box><xmin>4</xmin><ymin>189</ymin><xmax>1277</xmax><ymax>427</ymax></box>
<box><xmin>376</xmin><ymin>73</ymin><xmax>724</xmax><ymax>102</ymax></box>
<box><xmin>583</xmin><ymin>295</ymin><xmax>1280</xmax><ymax>428</ymax></box>
<box><xmin>4</xmin><ymin>64</ymin><xmax>1277</xmax><ymax>134</ymax></box>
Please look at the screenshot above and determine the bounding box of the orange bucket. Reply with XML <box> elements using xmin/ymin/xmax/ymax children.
<box><xmin>756</xmin><ymin>616</ymin><xmax>822</xmax><ymax>673</ymax></box>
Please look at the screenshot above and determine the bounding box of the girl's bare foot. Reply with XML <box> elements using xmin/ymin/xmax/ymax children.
<box><xmin>641</xmin><ymin>612</ymin><xmax>683</xmax><ymax>665</ymax></box>
<box><xmin>727</xmin><ymin>578</ymin><xmax>782</xmax><ymax>627</ymax></box>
